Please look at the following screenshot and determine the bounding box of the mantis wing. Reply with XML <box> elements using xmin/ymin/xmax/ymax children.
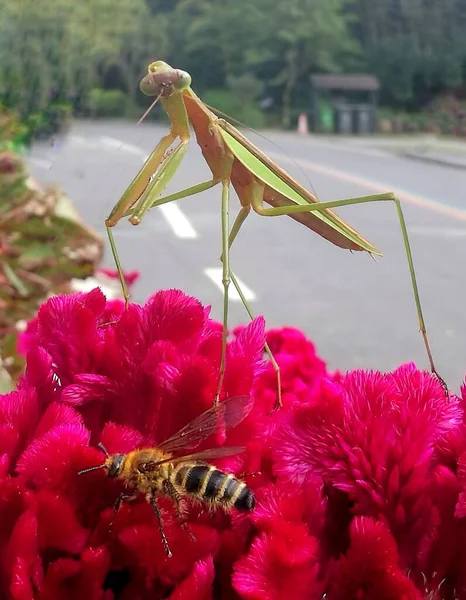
<box><xmin>218</xmin><ymin>124</ymin><xmax>381</xmax><ymax>255</ymax></box>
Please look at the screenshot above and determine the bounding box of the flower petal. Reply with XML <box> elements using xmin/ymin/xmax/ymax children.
<box><xmin>233</xmin><ymin>525</ymin><xmax>321</xmax><ymax>600</ymax></box>
<box><xmin>167</xmin><ymin>557</ymin><xmax>215</xmax><ymax>600</ymax></box>
<box><xmin>36</xmin><ymin>490</ymin><xmax>88</xmax><ymax>554</ymax></box>
<box><xmin>16</xmin><ymin>424</ymin><xmax>90</xmax><ymax>491</ymax></box>
<box><xmin>327</xmin><ymin>517</ymin><xmax>422</xmax><ymax>600</ymax></box>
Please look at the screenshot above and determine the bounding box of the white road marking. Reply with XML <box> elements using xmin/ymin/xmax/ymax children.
<box><xmin>69</xmin><ymin>135</ymin><xmax>99</xmax><ymax>149</ymax></box>
<box><xmin>159</xmin><ymin>204</ymin><xmax>198</xmax><ymax>239</ymax></box>
<box><xmin>410</xmin><ymin>226</ymin><xmax>466</xmax><ymax>237</ymax></box>
<box><xmin>100</xmin><ymin>136</ymin><xmax>146</xmax><ymax>157</ymax></box>
<box><xmin>204</xmin><ymin>268</ymin><xmax>256</xmax><ymax>302</ymax></box>
<box><xmin>28</xmin><ymin>157</ymin><xmax>52</xmax><ymax>170</ymax></box>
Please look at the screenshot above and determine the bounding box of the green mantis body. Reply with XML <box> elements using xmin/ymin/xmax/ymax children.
<box><xmin>105</xmin><ymin>60</ymin><xmax>444</xmax><ymax>408</ymax></box>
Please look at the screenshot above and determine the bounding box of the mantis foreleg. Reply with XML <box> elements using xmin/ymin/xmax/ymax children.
<box><xmin>106</xmin><ymin>139</ymin><xmax>188</xmax><ymax>305</ymax></box>
<box><xmin>129</xmin><ymin>139</ymin><xmax>189</xmax><ymax>225</ymax></box>
<box><xmin>105</xmin><ymin>131</ymin><xmax>177</xmax><ymax>304</ymax></box>
<box><xmin>106</xmin><ymin>132</ymin><xmax>176</xmax><ymax>228</ymax></box>
<box><xmin>124</xmin><ymin>178</ymin><xmax>219</xmax><ymax>217</ymax></box>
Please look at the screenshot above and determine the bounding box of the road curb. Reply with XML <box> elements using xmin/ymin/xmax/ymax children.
<box><xmin>402</xmin><ymin>152</ymin><xmax>466</xmax><ymax>170</ymax></box>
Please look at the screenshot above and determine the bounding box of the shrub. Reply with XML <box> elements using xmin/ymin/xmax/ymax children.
<box><xmin>0</xmin><ymin>150</ymin><xmax>104</xmax><ymax>385</ymax></box>
<box><xmin>24</xmin><ymin>102</ymin><xmax>73</xmax><ymax>141</ymax></box>
<box><xmin>85</xmin><ymin>88</ymin><xmax>130</xmax><ymax>118</ymax></box>
<box><xmin>0</xmin><ymin>105</ymin><xmax>29</xmax><ymax>151</ymax></box>
<box><xmin>202</xmin><ymin>89</ymin><xmax>266</xmax><ymax>130</ymax></box>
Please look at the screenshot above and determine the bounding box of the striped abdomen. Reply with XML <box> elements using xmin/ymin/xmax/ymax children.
<box><xmin>173</xmin><ymin>464</ymin><xmax>255</xmax><ymax>510</ymax></box>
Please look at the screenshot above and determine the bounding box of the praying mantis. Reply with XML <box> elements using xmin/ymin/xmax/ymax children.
<box><xmin>105</xmin><ymin>60</ymin><xmax>445</xmax><ymax>409</ymax></box>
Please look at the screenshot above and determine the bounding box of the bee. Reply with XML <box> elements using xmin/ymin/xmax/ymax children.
<box><xmin>78</xmin><ymin>395</ymin><xmax>256</xmax><ymax>557</ymax></box>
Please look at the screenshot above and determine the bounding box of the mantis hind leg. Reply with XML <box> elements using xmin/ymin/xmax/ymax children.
<box><xmin>230</xmin><ymin>271</ymin><xmax>282</xmax><ymax>410</ymax></box>
<box><xmin>214</xmin><ymin>182</ymin><xmax>231</xmax><ymax>404</ymax></box>
<box><xmin>255</xmin><ymin>192</ymin><xmax>447</xmax><ymax>395</ymax></box>
<box><xmin>220</xmin><ymin>205</ymin><xmax>282</xmax><ymax>410</ymax></box>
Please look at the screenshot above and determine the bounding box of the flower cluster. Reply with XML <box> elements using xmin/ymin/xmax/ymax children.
<box><xmin>2</xmin><ymin>287</ymin><xmax>466</xmax><ymax>599</ymax></box>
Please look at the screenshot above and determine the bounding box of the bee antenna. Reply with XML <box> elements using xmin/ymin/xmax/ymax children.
<box><xmin>77</xmin><ymin>442</ymin><xmax>111</xmax><ymax>476</ymax></box>
<box><xmin>98</xmin><ymin>442</ymin><xmax>110</xmax><ymax>458</ymax></box>
<box><xmin>77</xmin><ymin>464</ymin><xmax>107</xmax><ymax>476</ymax></box>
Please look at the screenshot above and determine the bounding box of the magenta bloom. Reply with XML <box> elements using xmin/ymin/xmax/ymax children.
<box><xmin>2</xmin><ymin>288</ymin><xmax>273</xmax><ymax>599</ymax></box>
<box><xmin>273</xmin><ymin>366</ymin><xmax>466</xmax><ymax>598</ymax></box>
<box><xmin>3</xmin><ymin>287</ymin><xmax>466</xmax><ymax>599</ymax></box>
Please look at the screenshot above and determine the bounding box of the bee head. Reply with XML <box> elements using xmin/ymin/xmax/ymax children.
<box><xmin>106</xmin><ymin>454</ymin><xmax>125</xmax><ymax>478</ymax></box>
<box><xmin>77</xmin><ymin>443</ymin><xmax>124</xmax><ymax>479</ymax></box>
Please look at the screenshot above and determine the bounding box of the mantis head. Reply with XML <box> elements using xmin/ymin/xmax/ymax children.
<box><xmin>139</xmin><ymin>61</ymin><xmax>192</xmax><ymax>98</ymax></box>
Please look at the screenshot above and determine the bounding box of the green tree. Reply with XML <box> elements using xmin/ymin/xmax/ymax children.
<box><xmin>252</xmin><ymin>0</ymin><xmax>361</xmax><ymax>127</ymax></box>
<box><xmin>0</xmin><ymin>0</ymin><xmax>166</xmax><ymax>116</ymax></box>
<box><xmin>159</xmin><ymin>0</ymin><xmax>359</xmax><ymax>126</ymax></box>
<box><xmin>349</xmin><ymin>0</ymin><xmax>466</xmax><ymax>106</ymax></box>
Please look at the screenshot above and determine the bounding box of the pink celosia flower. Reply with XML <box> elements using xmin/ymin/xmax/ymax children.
<box><xmin>232</xmin><ymin>480</ymin><xmax>325</xmax><ymax>600</ymax></box>
<box><xmin>271</xmin><ymin>363</ymin><xmax>466</xmax><ymax>598</ymax></box>
<box><xmin>97</xmin><ymin>268</ymin><xmax>140</xmax><ymax>288</ymax></box>
<box><xmin>1</xmin><ymin>288</ymin><xmax>275</xmax><ymax>599</ymax></box>
<box><xmin>326</xmin><ymin>517</ymin><xmax>423</xmax><ymax>599</ymax></box>
<box><xmin>4</xmin><ymin>287</ymin><xmax>466</xmax><ymax>599</ymax></box>
<box><xmin>16</xmin><ymin>268</ymin><xmax>140</xmax><ymax>358</ymax></box>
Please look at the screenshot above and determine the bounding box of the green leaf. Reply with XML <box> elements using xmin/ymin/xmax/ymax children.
<box><xmin>20</xmin><ymin>243</ymin><xmax>55</xmax><ymax>260</ymax></box>
<box><xmin>0</xmin><ymin>363</ymin><xmax>14</xmax><ymax>393</ymax></box>
<box><xmin>3</xmin><ymin>262</ymin><xmax>29</xmax><ymax>296</ymax></box>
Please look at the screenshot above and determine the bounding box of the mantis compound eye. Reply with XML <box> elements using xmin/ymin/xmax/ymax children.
<box><xmin>139</xmin><ymin>69</ymin><xmax>191</xmax><ymax>97</ymax></box>
<box><xmin>139</xmin><ymin>73</ymin><xmax>163</xmax><ymax>96</ymax></box>
<box><xmin>174</xmin><ymin>70</ymin><xmax>192</xmax><ymax>90</ymax></box>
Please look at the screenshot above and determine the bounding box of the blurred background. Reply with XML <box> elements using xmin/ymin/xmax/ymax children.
<box><xmin>1</xmin><ymin>0</ymin><xmax>466</xmax><ymax>389</ymax></box>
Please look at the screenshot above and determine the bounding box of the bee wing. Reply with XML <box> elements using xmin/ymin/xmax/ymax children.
<box><xmin>143</xmin><ymin>446</ymin><xmax>247</xmax><ymax>469</ymax></box>
<box><xmin>157</xmin><ymin>395</ymin><xmax>253</xmax><ymax>454</ymax></box>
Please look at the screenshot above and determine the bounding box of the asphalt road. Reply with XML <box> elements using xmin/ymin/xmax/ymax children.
<box><xmin>26</xmin><ymin>120</ymin><xmax>466</xmax><ymax>391</ymax></box>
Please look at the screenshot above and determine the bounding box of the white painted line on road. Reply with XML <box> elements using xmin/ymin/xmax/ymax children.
<box><xmin>204</xmin><ymin>268</ymin><xmax>256</xmax><ymax>302</ymax></box>
<box><xmin>28</xmin><ymin>157</ymin><xmax>52</xmax><ymax>170</ymax></box>
<box><xmin>268</xmin><ymin>151</ymin><xmax>466</xmax><ymax>222</ymax></box>
<box><xmin>70</xmin><ymin>135</ymin><xmax>99</xmax><ymax>149</ymax></box>
<box><xmin>100</xmin><ymin>136</ymin><xmax>146</xmax><ymax>157</ymax></box>
<box><xmin>159</xmin><ymin>204</ymin><xmax>198</xmax><ymax>239</ymax></box>
<box><xmin>410</xmin><ymin>226</ymin><xmax>466</xmax><ymax>237</ymax></box>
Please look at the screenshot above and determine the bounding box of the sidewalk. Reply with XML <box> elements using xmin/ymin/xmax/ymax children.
<box><xmin>401</xmin><ymin>149</ymin><xmax>466</xmax><ymax>169</ymax></box>
<box><xmin>340</xmin><ymin>134</ymin><xmax>466</xmax><ymax>169</ymax></box>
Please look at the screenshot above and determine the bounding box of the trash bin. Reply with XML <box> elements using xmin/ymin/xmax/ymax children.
<box><xmin>333</xmin><ymin>103</ymin><xmax>353</xmax><ymax>134</ymax></box>
<box><xmin>353</xmin><ymin>104</ymin><xmax>374</xmax><ymax>134</ymax></box>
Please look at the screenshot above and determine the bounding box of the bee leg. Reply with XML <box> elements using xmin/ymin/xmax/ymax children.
<box><xmin>148</xmin><ymin>492</ymin><xmax>173</xmax><ymax>558</ymax></box>
<box><xmin>113</xmin><ymin>493</ymin><xmax>139</xmax><ymax>513</ymax></box>
<box><xmin>238</xmin><ymin>470</ymin><xmax>262</xmax><ymax>479</ymax></box>
<box><xmin>108</xmin><ymin>493</ymin><xmax>139</xmax><ymax>531</ymax></box>
<box><xmin>163</xmin><ymin>480</ymin><xmax>196</xmax><ymax>543</ymax></box>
